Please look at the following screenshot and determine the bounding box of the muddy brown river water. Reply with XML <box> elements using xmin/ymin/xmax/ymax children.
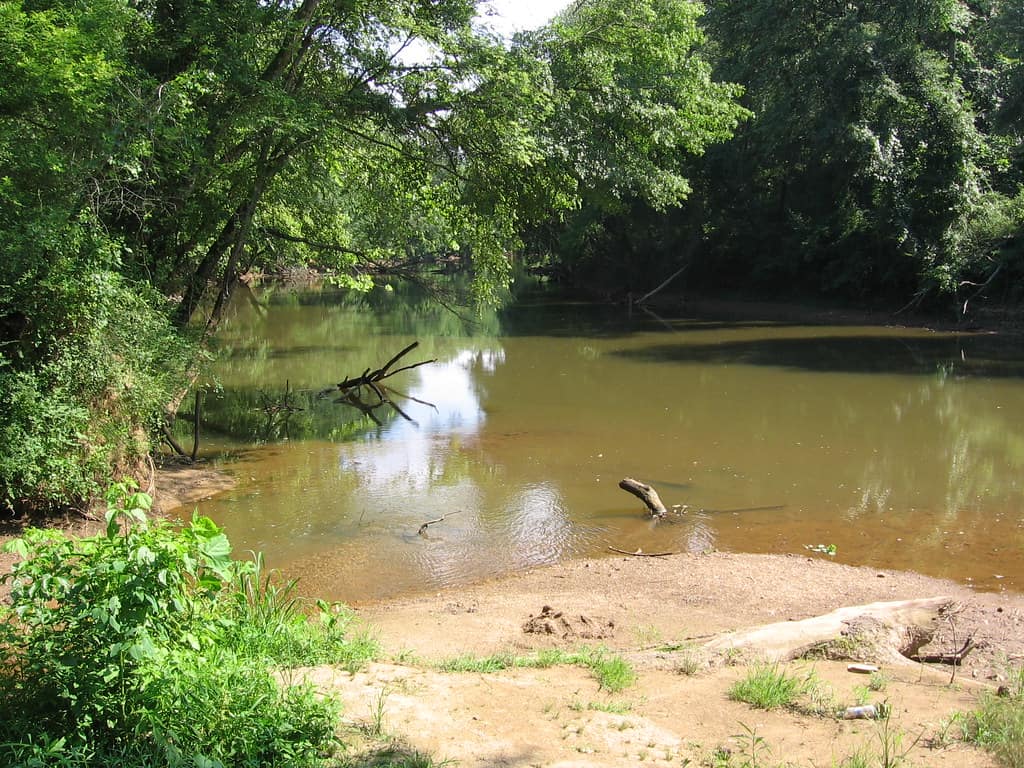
<box><xmin>187</xmin><ymin>286</ymin><xmax>1024</xmax><ymax>602</ymax></box>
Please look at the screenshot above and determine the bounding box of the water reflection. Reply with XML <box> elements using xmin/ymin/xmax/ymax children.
<box><xmin>191</xmin><ymin>289</ymin><xmax>1024</xmax><ymax>601</ymax></box>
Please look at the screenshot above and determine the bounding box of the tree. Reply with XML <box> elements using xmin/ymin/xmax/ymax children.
<box><xmin>0</xmin><ymin>0</ymin><xmax>750</xmax><ymax>510</ymax></box>
<box><xmin>0</xmin><ymin>0</ymin><xmax>191</xmax><ymax>509</ymax></box>
<box><xmin>516</xmin><ymin>0</ymin><xmax>750</xmax><ymax>291</ymax></box>
<box><xmin>697</xmin><ymin>0</ymin><xmax>1023</xmax><ymax>309</ymax></box>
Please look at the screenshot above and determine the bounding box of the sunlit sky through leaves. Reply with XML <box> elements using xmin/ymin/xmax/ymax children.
<box><xmin>477</xmin><ymin>0</ymin><xmax>573</xmax><ymax>36</ymax></box>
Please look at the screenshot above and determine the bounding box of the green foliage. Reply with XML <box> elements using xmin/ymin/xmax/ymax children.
<box><xmin>518</xmin><ymin>0</ymin><xmax>750</xmax><ymax>290</ymax></box>
<box><xmin>0</xmin><ymin>484</ymin><xmax>369</xmax><ymax>767</ymax></box>
<box><xmin>694</xmin><ymin>0</ymin><xmax>1024</xmax><ymax>309</ymax></box>
<box><xmin>0</xmin><ymin>271</ymin><xmax>192</xmax><ymax>509</ymax></box>
<box><xmin>223</xmin><ymin>552</ymin><xmax>380</xmax><ymax>671</ymax></box>
<box><xmin>961</xmin><ymin>667</ymin><xmax>1024</xmax><ymax>767</ymax></box>
<box><xmin>537</xmin><ymin>0</ymin><xmax>749</xmax><ymax>211</ymax></box>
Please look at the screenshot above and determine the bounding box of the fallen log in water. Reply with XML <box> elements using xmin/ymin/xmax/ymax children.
<box><xmin>618</xmin><ymin>478</ymin><xmax>667</xmax><ymax>517</ymax></box>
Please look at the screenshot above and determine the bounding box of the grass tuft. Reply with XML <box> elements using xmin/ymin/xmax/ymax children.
<box><xmin>569</xmin><ymin>699</ymin><xmax>633</xmax><ymax>714</ymax></box>
<box><xmin>224</xmin><ymin>551</ymin><xmax>380</xmax><ymax>671</ymax></box>
<box><xmin>728</xmin><ymin>663</ymin><xmax>826</xmax><ymax>712</ymax></box>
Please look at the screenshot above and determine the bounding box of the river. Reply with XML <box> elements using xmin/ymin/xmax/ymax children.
<box><xmin>186</xmin><ymin>283</ymin><xmax>1024</xmax><ymax>602</ymax></box>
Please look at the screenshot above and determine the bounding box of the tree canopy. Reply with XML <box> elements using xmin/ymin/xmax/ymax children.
<box><xmin>3</xmin><ymin>0</ymin><xmax>1022</xmax><ymax>511</ymax></box>
<box><xmin>0</xmin><ymin>0</ymin><xmax>748</xmax><ymax>510</ymax></box>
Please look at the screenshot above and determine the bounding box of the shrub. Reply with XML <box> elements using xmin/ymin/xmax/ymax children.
<box><xmin>0</xmin><ymin>483</ymin><xmax>362</xmax><ymax>767</ymax></box>
<box><xmin>0</xmin><ymin>267</ymin><xmax>193</xmax><ymax>512</ymax></box>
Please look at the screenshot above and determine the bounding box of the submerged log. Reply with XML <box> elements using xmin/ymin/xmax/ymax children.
<box><xmin>618</xmin><ymin>478</ymin><xmax>667</xmax><ymax>517</ymax></box>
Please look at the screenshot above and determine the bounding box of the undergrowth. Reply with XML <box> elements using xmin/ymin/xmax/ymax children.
<box><xmin>961</xmin><ymin>666</ymin><xmax>1024</xmax><ymax>767</ymax></box>
<box><xmin>0</xmin><ymin>482</ymin><xmax>375</xmax><ymax>767</ymax></box>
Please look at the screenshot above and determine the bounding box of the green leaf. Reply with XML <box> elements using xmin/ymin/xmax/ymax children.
<box><xmin>2</xmin><ymin>538</ymin><xmax>28</xmax><ymax>558</ymax></box>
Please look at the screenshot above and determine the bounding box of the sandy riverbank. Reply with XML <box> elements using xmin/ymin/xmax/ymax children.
<box><xmin>305</xmin><ymin>552</ymin><xmax>1023</xmax><ymax>767</ymax></box>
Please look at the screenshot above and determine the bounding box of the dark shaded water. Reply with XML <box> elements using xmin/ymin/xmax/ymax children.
<box><xmin>187</xmin><ymin>287</ymin><xmax>1024</xmax><ymax>602</ymax></box>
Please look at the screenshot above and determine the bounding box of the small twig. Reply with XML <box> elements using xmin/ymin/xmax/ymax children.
<box><xmin>145</xmin><ymin>454</ymin><xmax>156</xmax><ymax>497</ymax></box>
<box><xmin>418</xmin><ymin>511</ymin><xmax>460</xmax><ymax>536</ymax></box>
<box><xmin>608</xmin><ymin>546</ymin><xmax>677</xmax><ymax>558</ymax></box>
<box><xmin>190</xmin><ymin>389</ymin><xmax>203</xmax><ymax>462</ymax></box>
<box><xmin>387</xmin><ymin>387</ymin><xmax>439</xmax><ymax>411</ymax></box>
<box><xmin>379</xmin><ymin>341</ymin><xmax>420</xmax><ymax>376</ymax></box>
<box><xmin>385</xmin><ymin>358</ymin><xmax>437</xmax><ymax>378</ymax></box>
<box><xmin>959</xmin><ymin>262</ymin><xmax>1003</xmax><ymax>319</ymax></box>
<box><xmin>387</xmin><ymin>397</ymin><xmax>418</xmax><ymax>425</ymax></box>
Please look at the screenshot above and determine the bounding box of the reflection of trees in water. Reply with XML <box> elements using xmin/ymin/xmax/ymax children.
<box><xmin>197</xmin><ymin>386</ymin><xmax>386</xmax><ymax>444</ymax></box>
<box><xmin>844</xmin><ymin>374</ymin><xmax>1024</xmax><ymax>531</ymax></box>
<box><xmin>197</xmin><ymin>281</ymin><xmax>503</xmax><ymax>444</ymax></box>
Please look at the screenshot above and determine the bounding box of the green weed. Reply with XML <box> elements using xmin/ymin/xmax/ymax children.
<box><xmin>339</xmin><ymin>742</ymin><xmax>456</xmax><ymax>767</ymax></box>
<box><xmin>728</xmin><ymin>663</ymin><xmax>820</xmax><ymax>711</ymax></box>
<box><xmin>224</xmin><ymin>551</ymin><xmax>380</xmax><ymax>670</ymax></box>
<box><xmin>732</xmin><ymin>723</ymin><xmax>772</xmax><ymax>768</ymax></box>
<box><xmin>960</xmin><ymin>668</ymin><xmax>1024</xmax><ymax>767</ymax></box>
<box><xmin>365</xmin><ymin>687</ymin><xmax>390</xmax><ymax>738</ymax></box>
<box><xmin>834</xmin><ymin>747</ymin><xmax>872</xmax><ymax>768</ymax></box>
<box><xmin>435</xmin><ymin>646</ymin><xmax>636</xmax><ymax>692</ymax></box>
<box><xmin>574</xmin><ymin>646</ymin><xmax>637</xmax><ymax>692</ymax></box>
<box><xmin>869</xmin><ymin>671</ymin><xmax>890</xmax><ymax>692</ymax></box>
<box><xmin>569</xmin><ymin>699</ymin><xmax>633</xmax><ymax>714</ymax></box>
<box><xmin>874</xmin><ymin>706</ymin><xmax>922</xmax><ymax>768</ymax></box>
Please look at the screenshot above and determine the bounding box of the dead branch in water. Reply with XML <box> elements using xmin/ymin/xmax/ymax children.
<box><xmin>328</xmin><ymin>342</ymin><xmax>438</xmax><ymax>425</ymax></box>
<box><xmin>608</xmin><ymin>547</ymin><xmax>676</xmax><ymax>558</ymax></box>
<box><xmin>418</xmin><ymin>511</ymin><xmax>460</xmax><ymax>536</ymax></box>
<box><xmin>336</xmin><ymin>341</ymin><xmax>436</xmax><ymax>392</ymax></box>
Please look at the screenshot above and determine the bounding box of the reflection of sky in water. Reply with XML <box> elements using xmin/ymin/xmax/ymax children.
<box><xmin>506</xmin><ymin>482</ymin><xmax>573</xmax><ymax>563</ymax></box>
<box><xmin>382</xmin><ymin>349</ymin><xmax>497</xmax><ymax>439</ymax></box>
<box><xmin>338</xmin><ymin>349</ymin><xmax>499</xmax><ymax>487</ymax></box>
<box><xmin>321</xmin><ymin>347</ymin><xmax>585</xmax><ymax>590</ymax></box>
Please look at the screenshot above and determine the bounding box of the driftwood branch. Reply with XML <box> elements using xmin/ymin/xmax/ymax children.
<box><xmin>635</xmin><ymin>263</ymin><xmax>689</xmax><ymax>306</ymax></box>
<box><xmin>703</xmin><ymin>597</ymin><xmax>955</xmax><ymax>665</ymax></box>
<box><xmin>911</xmin><ymin>634</ymin><xmax>977</xmax><ymax>665</ymax></box>
<box><xmin>161</xmin><ymin>425</ymin><xmax>191</xmax><ymax>461</ymax></box>
<box><xmin>960</xmin><ymin>262</ymin><xmax>1003</xmax><ymax>318</ymax></box>
<box><xmin>619</xmin><ymin>478</ymin><xmax>667</xmax><ymax>517</ymax></box>
<box><xmin>336</xmin><ymin>341</ymin><xmax>437</xmax><ymax>391</ymax></box>
<box><xmin>418</xmin><ymin>511</ymin><xmax>459</xmax><ymax>536</ymax></box>
<box><xmin>608</xmin><ymin>547</ymin><xmax>676</xmax><ymax>558</ymax></box>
